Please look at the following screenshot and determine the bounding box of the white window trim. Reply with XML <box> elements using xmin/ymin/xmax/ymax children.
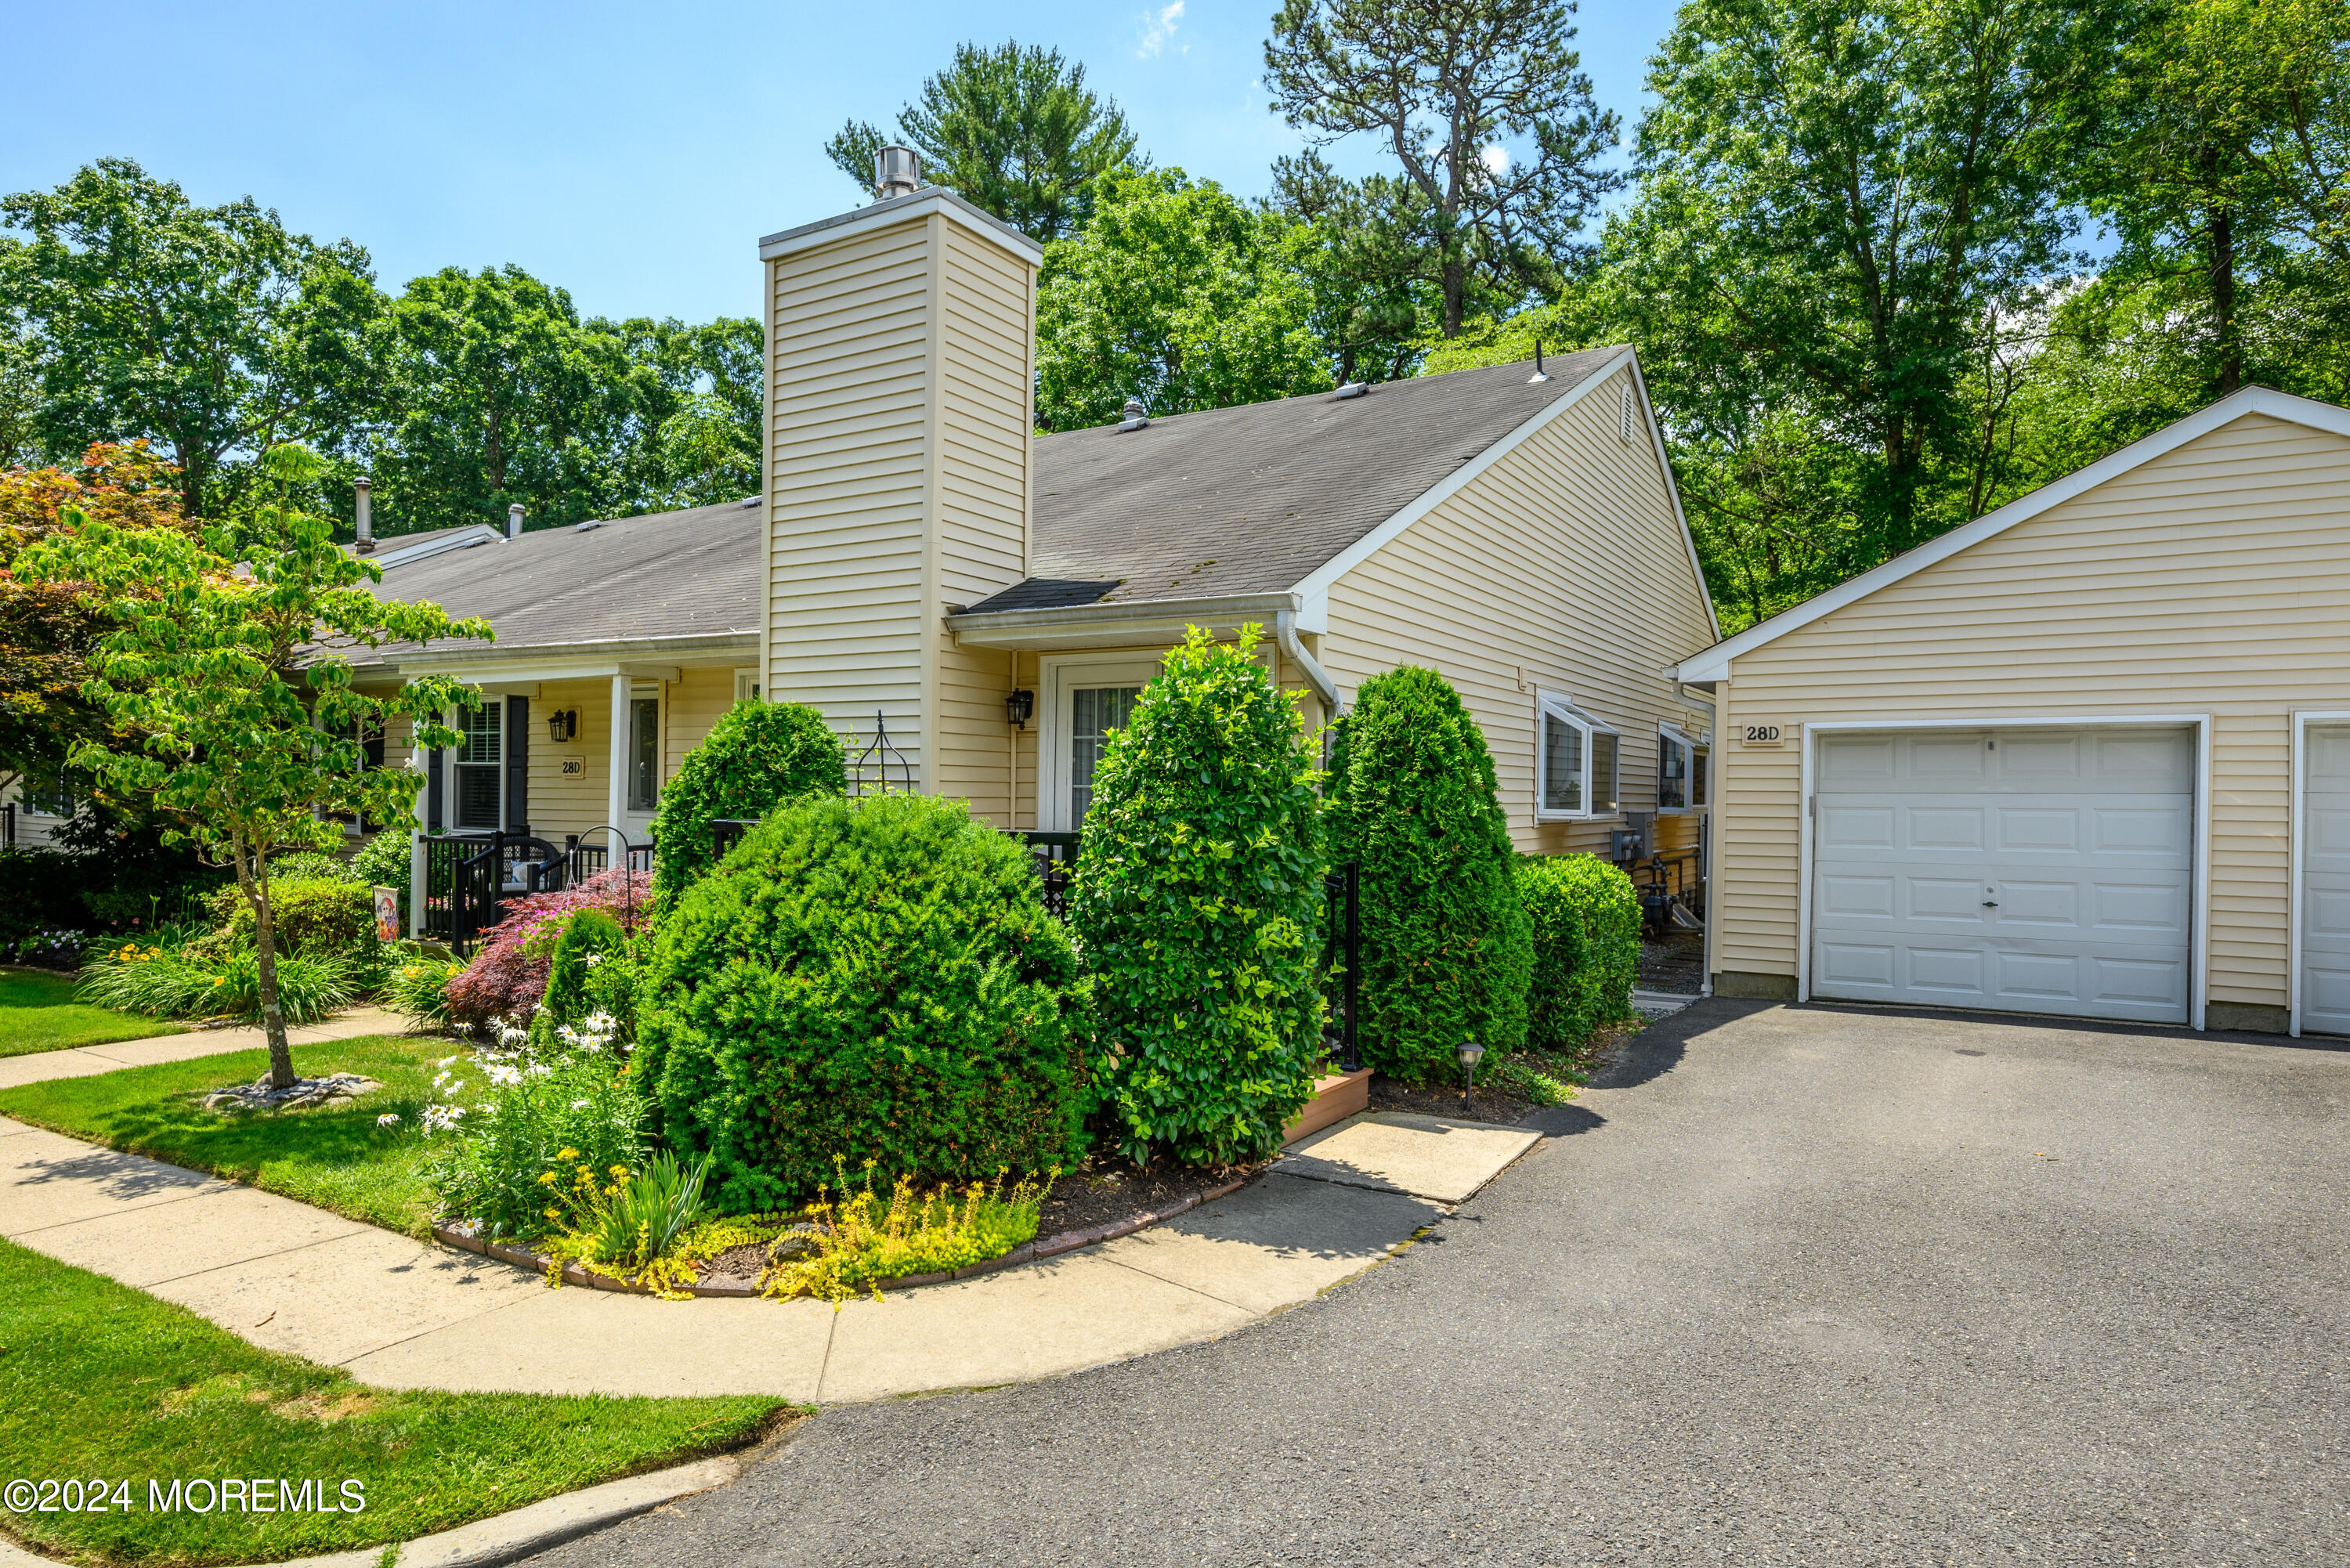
<box><xmin>1036</xmin><ymin>650</ymin><xmax>1166</xmax><ymax>833</ymax></box>
<box><xmin>733</xmin><ymin>667</ymin><xmax>761</xmax><ymax>705</ymax></box>
<box><xmin>1535</xmin><ymin>689</ymin><xmax>1621</xmax><ymax>822</ymax></box>
<box><xmin>1657</xmin><ymin>721</ymin><xmax>1710</xmax><ymax>815</ymax></box>
<box><xmin>624</xmin><ymin>682</ymin><xmax>663</xmax><ymax>818</ymax></box>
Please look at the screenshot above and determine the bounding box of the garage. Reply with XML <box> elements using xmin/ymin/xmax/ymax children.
<box><xmin>1674</xmin><ymin>387</ymin><xmax>2350</xmax><ymax>1035</ymax></box>
<box><xmin>2298</xmin><ymin>723</ymin><xmax>2350</xmax><ymax>1035</ymax></box>
<box><xmin>1811</xmin><ymin>725</ymin><xmax>2196</xmax><ymax>1025</ymax></box>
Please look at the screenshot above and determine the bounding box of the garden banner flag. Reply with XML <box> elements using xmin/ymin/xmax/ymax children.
<box><xmin>374</xmin><ymin>886</ymin><xmax>400</xmax><ymax>943</ymax></box>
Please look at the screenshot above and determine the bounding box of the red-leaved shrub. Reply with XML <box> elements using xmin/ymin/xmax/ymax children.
<box><xmin>443</xmin><ymin>869</ymin><xmax>649</xmax><ymax>1031</ymax></box>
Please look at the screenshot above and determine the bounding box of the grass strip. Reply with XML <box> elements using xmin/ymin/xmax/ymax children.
<box><xmin>0</xmin><ymin>1036</ymin><xmax>462</xmax><ymax>1239</ymax></box>
<box><xmin>0</xmin><ymin>1238</ymin><xmax>787</xmax><ymax>1566</ymax></box>
<box><xmin>0</xmin><ymin>968</ymin><xmax>185</xmax><ymax>1058</ymax></box>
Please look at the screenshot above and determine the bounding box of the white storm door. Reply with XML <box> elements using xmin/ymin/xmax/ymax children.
<box><xmin>1812</xmin><ymin>725</ymin><xmax>2194</xmax><ymax>1024</ymax></box>
<box><xmin>2300</xmin><ymin>724</ymin><xmax>2350</xmax><ymax>1035</ymax></box>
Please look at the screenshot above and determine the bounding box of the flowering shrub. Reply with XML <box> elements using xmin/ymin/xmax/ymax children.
<box><xmin>442</xmin><ymin>868</ymin><xmax>649</xmax><ymax>1031</ymax></box>
<box><xmin>422</xmin><ymin>1021</ymin><xmax>645</xmax><ymax>1239</ymax></box>
<box><xmin>9</xmin><ymin>927</ymin><xmax>85</xmax><ymax>970</ymax></box>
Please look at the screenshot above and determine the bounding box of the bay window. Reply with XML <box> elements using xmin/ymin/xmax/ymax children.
<box><xmin>1535</xmin><ymin>692</ymin><xmax>1620</xmax><ymax>820</ymax></box>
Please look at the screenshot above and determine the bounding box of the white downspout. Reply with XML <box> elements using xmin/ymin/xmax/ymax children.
<box><xmin>1275</xmin><ymin>608</ymin><xmax>1341</xmax><ymax>722</ymax></box>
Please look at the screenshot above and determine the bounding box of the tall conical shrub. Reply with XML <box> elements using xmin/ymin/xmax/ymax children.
<box><xmin>1072</xmin><ymin>626</ymin><xmax>1325</xmax><ymax>1165</ymax></box>
<box><xmin>1328</xmin><ymin>666</ymin><xmax>1532</xmax><ymax>1082</ymax></box>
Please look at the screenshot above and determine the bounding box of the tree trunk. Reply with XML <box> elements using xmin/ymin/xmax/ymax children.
<box><xmin>234</xmin><ymin>837</ymin><xmax>297</xmax><ymax>1089</ymax></box>
<box><xmin>2209</xmin><ymin>206</ymin><xmax>2240</xmax><ymax>396</ymax></box>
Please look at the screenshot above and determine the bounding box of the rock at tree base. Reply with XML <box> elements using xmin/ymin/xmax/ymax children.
<box><xmin>202</xmin><ymin>1073</ymin><xmax>382</xmax><ymax>1112</ymax></box>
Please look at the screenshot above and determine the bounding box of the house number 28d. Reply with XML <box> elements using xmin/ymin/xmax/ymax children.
<box><xmin>1741</xmin><ymin>724</ymin><xmax>1784</xmax><ymax>746</ymax></box>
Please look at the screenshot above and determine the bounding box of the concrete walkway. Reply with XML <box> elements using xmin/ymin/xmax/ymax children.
<box><xmin>0</xmin><ymin>1007</ymin><xmax>404</xmax><ymax>1091</ymax></box>
<box><xmin>0</xmin><ymin>1044</ymin><xmax>1541</xmax><ymax>1401</ymax></box>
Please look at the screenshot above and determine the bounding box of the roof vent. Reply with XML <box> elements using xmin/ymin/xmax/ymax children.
<box><xmin>739</xmin><ymin>496</ymin><xmax>760</xmax><ymax>508</ymax></box>
<box><xmin>1118</xmin><ymin>396</ymin><xmax>1149</xmax><ymax>432</ymax></box>
<box><xmin>574</xmin><ymin>519</ymin><xmax>602</xmax><ymax>532</ymax></box>
<box><xmin>1332</xmin><ymin>381</ymin><xmax>1368</xmax><ymax>399</ymax></box>
<box><xmin>507</xmin><ymin>502</ymin><xmax>524</xmax><ymax>540</ymax></box>
<box><xmin>875</xmin><ymin>146</ymin><xmax>921</xmax><ymax>201</ymax></box>
<box><xmin>1528</xmin><ymin>340</ymin><xmax>1549</xmax><ymax>384</ymax></box>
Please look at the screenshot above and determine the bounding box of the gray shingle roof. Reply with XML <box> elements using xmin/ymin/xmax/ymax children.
<box><xmin>350</xmin><ymin>352</ymin><xmax>1625</xmax><ymax>661</ymax></box>
<box><xmin>351</xmin><ymin>497</ymin><xmax>763</xmax><ymax>667</ymax></box>
<box><xmin>971</xmin><ymin>349</ymin><xmax>1623</xmax><ymax>613</ymax></box>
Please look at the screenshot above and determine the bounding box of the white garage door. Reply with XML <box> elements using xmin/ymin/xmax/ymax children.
<box><xmin>1812</xmin><ymin>726</ymin><xmax>2194</xmax><ymax>1024</ymax></box>
<box><xmin>2300</xmin><ymin>724</ymin><xmax>2350</xmax><ymax>1035</ymax></box>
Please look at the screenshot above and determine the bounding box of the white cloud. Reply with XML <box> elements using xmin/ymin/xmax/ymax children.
<box><xmin>1480</xmin><ymin>145</ymin><xmax>1510</xmax><ymax>175</ymax></box>
<box><xmin>1137</xmin><ymin>1</ymin><xmax>1184</xmax><ymax>57</ymax></box>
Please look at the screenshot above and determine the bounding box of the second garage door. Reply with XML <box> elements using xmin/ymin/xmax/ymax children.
<box><xmin>1811</xmin><ymin>725</ymin><xmax>2194</xmax><ymax>1024</ymax></box>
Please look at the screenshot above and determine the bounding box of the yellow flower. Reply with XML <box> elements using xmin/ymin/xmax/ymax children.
<box><xmin>556</xmin><ymin>1148</ymin><xmax>578</xmax><ymax>1161</ymax></box>
<box><xmin>537</xmin><ymin>1172</ymin><xmax>559</xmax><ymax>1185</ymax></box>
<box><xmin>608</xmin><ymin>1165</ymin><xmax>628</xmax><ymax>1178</ymax></box>
<box><xmin>544</xmin><ymin>1207</ymin><xmax>560</xmax><ymax>1219</ymax></box>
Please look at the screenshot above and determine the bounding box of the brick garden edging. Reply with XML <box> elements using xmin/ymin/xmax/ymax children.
<box><xmin>428</xmin><ymin>1173</ymin><xmax>1253</xmax><ymax>1300</ymax></box>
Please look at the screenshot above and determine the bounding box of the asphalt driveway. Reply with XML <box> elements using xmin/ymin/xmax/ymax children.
<box><xmin>536</xmin><ymin>1001</ymin><xmax>2350</xmax><ymax>1566</ymax></box>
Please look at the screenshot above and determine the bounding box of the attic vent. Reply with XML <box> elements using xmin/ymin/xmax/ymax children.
<box><xmin>1620</xmin><ymin>385</ymin><xmax>1636</xmax><ymax>443</ymax></box>
<box><xmin>1119</xmin><ymin>396</ymin><xmax>1149</xmax><ymax>432</ymax></box>
<box><xmin>574</xmin><ymin>519</ymin><xmax>602</xmax><ymax>532</ymax></box>
<box><xmin>739</xmin><ymin>496</ymin><xmax>760</xmax><ymax>508</ymax></box>
<box><xmin>875</xmin><ymin>145</ymin><xmax>921</xmax><ymax>200</ymax></box>
<box><xmin>1332</xmin><ymin>381</ymin><xmax>1368</xmax><ymax>399</ymax></box>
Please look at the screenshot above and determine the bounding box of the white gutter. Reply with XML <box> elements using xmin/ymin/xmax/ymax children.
<box><xmin>1276</xmin><ymin>608</ymin><xmax>1341</xmax><ymax>717</ymax></box>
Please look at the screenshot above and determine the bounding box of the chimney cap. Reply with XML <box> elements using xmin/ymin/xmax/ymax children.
<box><xmin>1118</xmin><ymin>396</ymin><xmax>1150</xmax><ymax>432</ymax></box>
<box><xmin>875</xmin><ymin>145</ymin><xmax>922</xmax><ymax>201</ymax></box>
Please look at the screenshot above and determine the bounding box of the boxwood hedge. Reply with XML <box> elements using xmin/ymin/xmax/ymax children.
<box><xmin>634</xmin><ymin>792</ymin><xmax>1090</xmax><ymax>1211</ymax></box>
<box><xmin>1516</xmin><ymin>853</ymin><xmax>1640</xmax><ymax>1051</ymax></box>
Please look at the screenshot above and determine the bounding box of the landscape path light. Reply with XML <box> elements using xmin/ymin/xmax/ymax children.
<box><xmin>1458</xmin><ymin>1039</ymin><xmax>1484</xmax><ymax>1117</ymax></box>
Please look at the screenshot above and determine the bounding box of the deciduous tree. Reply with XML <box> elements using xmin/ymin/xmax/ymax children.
<box><xmin>18</xmin><ymin>445</ymin><xmax>490</xmax><ymax>1089</ymax></box>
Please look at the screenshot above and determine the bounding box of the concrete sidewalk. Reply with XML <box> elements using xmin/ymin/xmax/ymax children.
<box><xmin>0</xmin><ymin>1068</ymin><xmax>1545</xmax><ymax>1403</ymax></box>
<box><xmin>0</xmin><ymin>1007</ymin><xmax>405</xmax><ymax>1091</ymax></box>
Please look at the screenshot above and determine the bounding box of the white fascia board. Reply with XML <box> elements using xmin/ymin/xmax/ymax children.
<box><xmin>1672</xmin><ymin>385</ymin><xmax>2350</xmax><ymax>683</ymax></box>
<box><xmin>758</xmin><ymin>187</ymin><xmax>1043</xmax><ymax>268</ymax></box>
<box><xmin>947</xmin><ymin>592</ymin><xmax>1302</xmax><ymax>652</ymax></box>
<box><xmin>1289</xmin><ymin>348</ymin><xmax>1636</xmax><ymax>603</ymax></box>
<box><xmin>380</xmin><ymin>631</ymin><xmax>757</xmax><ymax>682</ymax></box>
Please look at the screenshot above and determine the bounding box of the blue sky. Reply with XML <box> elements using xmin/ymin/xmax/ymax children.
<box><xmin>1</xmin><ymin>1</ymin><xmax>1675</xmax><ymax>326</ymax></box>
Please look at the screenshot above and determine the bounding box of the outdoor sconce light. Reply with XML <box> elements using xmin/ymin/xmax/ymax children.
<box><xmin>547</xmin><ymin>710</ymin><xmax>578</xmax><ymax>743</ymax></box>
<box><xmin>1005</xmin><ymin>689</ymin><xmax>1035</xmax><ymax>729</ymax></box>
<box><xmin>1457</xmin><ymin>1039</ymin><xmax>1485</xmax><ymax>1115</ymax></box>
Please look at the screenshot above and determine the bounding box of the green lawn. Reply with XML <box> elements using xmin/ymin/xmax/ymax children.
<box><xmin>0</xmin><ymin>1035</ymin><xmax>468</xmax><ymax>1239</ymax></box>
<box><xmin>0</xmin><ymin>1239</ymin><xmax>790</xmax><ymax>1566</ymax></box>
<box><xmin>0</xmin><ymin>966</ymin><xmax>184</xmax><ymax>1057</ymax></box>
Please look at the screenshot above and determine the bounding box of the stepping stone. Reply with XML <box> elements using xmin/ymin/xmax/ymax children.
<box><xmin>1632</xmin><ymin>989</ymin><xmax>1698</xmax><ymax>1019</ymax></box>
<box><xmin>1276</xmin><ymin>1111</ymin><xmax>1542</xmax><ymax>1204</ymax></box>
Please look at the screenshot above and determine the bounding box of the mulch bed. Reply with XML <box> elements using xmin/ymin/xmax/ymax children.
<box><xmin>1035</xmin><ymin>1152</ymin><xmax>1264</xmax><ymax>1239</ymax></box>
<box><xmin>1369</xmin><ymin>1075</ymin><xmax>1548</xmax><ymax>1125</ymax></box>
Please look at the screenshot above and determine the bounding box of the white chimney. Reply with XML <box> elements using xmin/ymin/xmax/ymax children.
<box><xmin>875</xmin><ymin>146</ymin><xmax>921</xmax><ymax>201</ymax></box>
<box><xmin>507</xmin><ymin>503</ymin><xmax>524</xmax><ymax>540</ymax></box>
<box><xmin>354</xmin><ymin>478</ymin><xmax>374</xmax><ymax>553</ymax></box>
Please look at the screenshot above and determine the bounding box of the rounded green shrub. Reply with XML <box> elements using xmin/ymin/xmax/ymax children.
<box><xmin>1516</xmin><ymin>854</ymin><xmax>1640</xmax><ymax>1051</ymax></box>
<box><xmin>1072</xmin><ymin>626</ymin><xmax>1325</xmax><ymax>1165</ymax></box>
<box><xmin>1327</xmin><ymin>665</ymin><xmax>1533</xmax><ymax>1082</ymax></box>
<box><xmin>649</xmin><ymin>699</ymin><xmax>846</xmax><ymax>905</ymax></box>
<box><xmin>533</xmin><ymin>908</ymin><xmax>627</xmax><ymax>1043</ymax></box>
<box><xmin>208</xmin><ymin>878</ymin><xmax>378</xmax><ymax>964</ymax></box>
<box><xmin>635</xmin><ymin>792</ymin><xmax>1090</xmax><ymax>1212</ymax></box>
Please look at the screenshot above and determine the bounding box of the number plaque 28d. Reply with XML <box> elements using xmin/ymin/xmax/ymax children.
<box><xmin>1741</xmin><ymin>724</ymin><xmax>1787</xmax><ymax>746</ymax></box>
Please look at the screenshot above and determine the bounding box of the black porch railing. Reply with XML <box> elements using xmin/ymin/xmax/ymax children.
<box><xmin>710</xmin><ymin>818</ymin><xmax>759</xmax><ymax>861</ymax></box>
<box><xmin>1016</xmin><ymin>830</ymin><xmax>1078</xmax><ymax>920</ymax></box>
<box><xmin>1323</xmin><ymin>859</ymin><xmax>1362</xmax><ymax>1071</ymax></box>
<box><xmin>419</xmin><ymin>829</ymin><xmax>636</xmax><ymax>955</ymax></box>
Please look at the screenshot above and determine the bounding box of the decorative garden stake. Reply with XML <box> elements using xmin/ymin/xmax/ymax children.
<box><xmin>1458</xmin><ymin>1039</ymin><xmax>1485</xmax><ymax>1116</ymax></box>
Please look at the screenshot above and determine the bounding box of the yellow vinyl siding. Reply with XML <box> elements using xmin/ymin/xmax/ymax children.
<box><xmin>523</xmin><ymin>681</ymin><xmax>609</xmax><ymax>836</ymax></box>
<box><xmin>767</xmin><ymin>219</ymin><xmax>932</xmax><ymax>769</ymax></box>
<box><xmin>1322</xmin><ymin>367</ymin><xmax>1717</xmax><ymax>858</ymax></box>
<box><xmin>663</xmin><ymin>668</ymin><xmax>736</xmax><ymax>780</ymax></box>
<box><xmin>768</xmin><ymin>208</ymin><xmax>1036</xmax><ymax>813</ymax></box>
<box><xmin>1714</xmin><ymin>410</ymin><xmax>2350</xmax><ymax>1012</ymax></box>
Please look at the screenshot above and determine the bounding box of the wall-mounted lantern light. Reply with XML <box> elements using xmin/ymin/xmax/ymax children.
<box><xmin>1005</xmin><ymin>689</ymin><xmax>1035</xmax><ymax>730</ymax></box>
<box><xmin>548</xmin><ymin>709</ymin><xmax>579</xmax><ymax>743</ymax></box>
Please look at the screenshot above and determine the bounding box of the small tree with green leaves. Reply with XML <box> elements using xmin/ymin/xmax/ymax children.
<box><xmin>1072</xmin><ymin>625</ymin><xmax>1326</xmax><ymax>1165</ymax></box>
<box><xmin>18</xmin><ymin>444</ymin><xmax>490</xmax><ymax>1090</ymax></box>
<box><xmin>1327</xmin><ymin>665</ymin><xmax>1532</xmax><ymax>1081</ymax></box>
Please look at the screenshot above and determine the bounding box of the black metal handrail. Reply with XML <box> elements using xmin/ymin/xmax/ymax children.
<box><xmin>711</xmin><ymin>818</ymin><xmax>758</xmax><ymax>861</ymax></box>
<box><xmin>1323</xmin><ymin>859</ymin><xmax>1361</xmax><ymax>1071</ymax></box>
<box><xmin>1017</xmin><ymin>830</ymin><xmax>1079</xmax><ymax>920</ymax></box>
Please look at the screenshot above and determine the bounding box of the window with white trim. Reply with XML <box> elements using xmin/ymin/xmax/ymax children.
<box><xmin>451</xmin><ymin>703</ymin><xmax>501</xmax><ymax>829</ymax></box>
<box><xmin>733</xmin><ymin>668</ymin><xmax>761</xmax><ymax>705</ymax></box>
<box><xmin>1535</xmin><ymin>692</ymin><xmax>1619</xmax><ymax>819</ymax></box>
<box><xmin>1658</xmin><ymin>723</ymin><xmax>1708</xmax><ymax>812</ymax></box>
